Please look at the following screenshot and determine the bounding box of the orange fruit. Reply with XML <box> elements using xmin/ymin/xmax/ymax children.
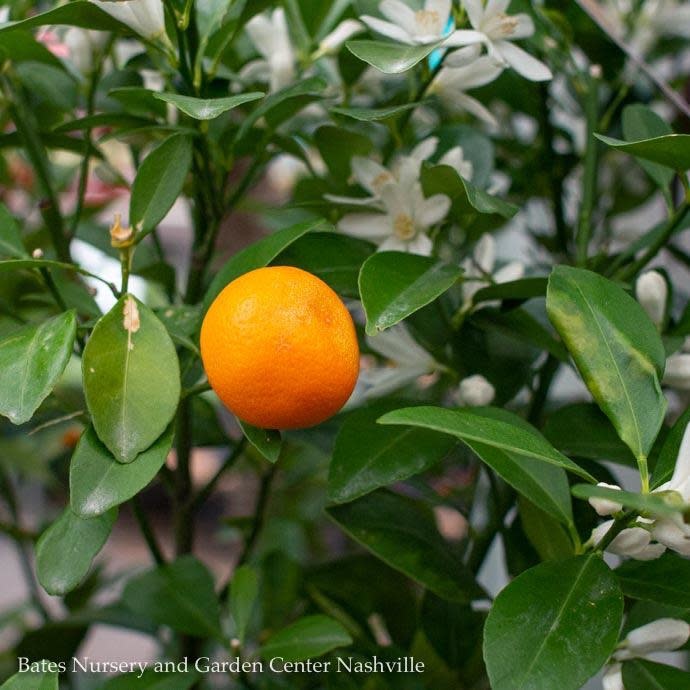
<box><xmin>200</xmin><ymin>266</ymin><xmax>360</xmax><ymax>430</ymax></box>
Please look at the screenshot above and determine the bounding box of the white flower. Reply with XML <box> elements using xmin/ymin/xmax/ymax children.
<box><xmin>348</xmin><ymin>324</ymin><xmax>437</xmax><ymax>404</ymax></box>
<box><xmin>89</xmin><ymin>0</ymin><xmax>167</xmax><ymax>41</ymax></box>
<box><xmin>63</xmin><ymin>28</ymin><xmax>109</xmax><ymax>75</ymax></box>
<box><xmin>243</xmin><ymin>9</ymin><xmax>295</xmax><ymax>92</ymax></box>
<box><xmin>362</xmin><ymin>0</ymin><xmax>452</xmax><ymax>45</ymax></box>
<box><xmin>588</xmin><ymin>482</ymin><xmax>623</xmax><ymax>516</ymax></box>
<box><xmin>636</xmin><ymin>270</ymin><xmax>667</xmax><ymax>328</ymax></box>
<box><xmin>338</xmin><ymin>182</ymin><xmax>450</xmax><ymax>255</ymax></box>
<box><xmin>316</xmin><ymin>19</ymin><xmax>365</xmax><ymax>56</ymax></box>
<box><xmin>589</xmin><ymin>519</ymin><xmax>661</xmax><ymax>559</ymax></box>
<box><xmin>456</xmin><ymin>374</ymin><xmax>495</xmax><ymax>406</ymax></box>
<box><xmin>430</xmin><ymin>57</ymin><xmax>504</xmax><ymax>125</ymax></box>
<box><xmin>460</xmin><ymin>234</ymin><xmax>524</xmax><ymax>309</ymax></box>
<box><xmin>664</xmin><ymin>353</ymin><xmax>690</xmax><ymax>390</ymax></box>
<box><xmin>616</xmin><ymin>618</ymin><xmax>690</xmax><ymax>659</ymax></box>
<box><xmin>446</xmin><ymin>0</ymin><xmax>552</xmax><ymax>82</ymax></box>
<box><xmin>602</xmin><ymin>663</ymin><xmax>623</xmax><ymax>690</ymax></box>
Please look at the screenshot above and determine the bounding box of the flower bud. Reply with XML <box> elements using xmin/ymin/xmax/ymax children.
<box><xmin>32</xmin><ymin>248</ymin><xmax>44</xmax><ymax>259</ymax></box>
<box><xmin>456</xmin><ymin>375</ymin><xmax>495</xmax><ymax>407</ymax></box>
<box><xmin>89</xmin><ymin>0</ymin><xmax>167</xmax><ymax>41</ymax></box>
<box><xmin>588</xmin><ymin>483</ymin><xmax>623</xmax><ymax>516</ymax></box>
<box><xmin>602</xmin><ymin>663</ymin><xmax>623</xmax><ymax>690</ymax></box>
<box><xmin>623</xmin><ymin>618</ymin><xmax>690</xmax><ymax>657</ymax></box>
<box><xmin>636</xmin><ymin>270</ymin><xmax>667</xmax><ymax>328</ymax></box>
<box><xmin>653</xmin><ymin>518</ymin><xmax>690</xmax><ymax>556</ymax></box>
<box><xmin>663</xmin><ymin>353</ymin><xmax>690</xmax><ymax>390</ymax></box>
<box><xmin>590</xmin><ymin>521</ymin><xmax>653</xmax><ymax>557</ymax></box>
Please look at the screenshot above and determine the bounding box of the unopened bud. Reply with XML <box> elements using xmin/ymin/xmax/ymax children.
<box><xmin>109</xmin><ymin>213</ymin><xmax>134</xmax><ymax>248</ymax></box>
<box><xmin>456</xmin><ymin>375</ymin><xmax>495</xmax><ymax>407</ymax></box>
<box><xmin>589</xmin><ymin>64</ymin><xmax>603</xmax><ymax>79</ymax></box>
<box><xmin>230</xmin><ymin>638</ymin><xmax>241</xmax><ymax>651</ymax></box>
<box><xmin>32</xmin><ymin>248</ymin><xmax>44</xmax><ymax>259</ymax></box>
<box><xmin>663</xmin><ymin>353</ymin><xmax>690</xmax><ymax>390</ymax></box>
<box><xmin>621</xmin><ymin>618</ymin><xmax>690</xmax><ymax>658</ymax></box>
<box><xmin>602</xmin><ymin>663</ymin><xmax>623</xmax><ymax>690</ymax></box>
<box><xmin>590</xmin><ymin>520</ymin><xmax>652</xmax><ymax>557</ymax></box>
<box><xmin>636</xmin><ymin>271</ymin><xmax>667</xmax><ymax>328</ymax></box>
<box><xmin>588</xmin><ymin>483</ymin><xmax>623</xmax><ymax>516</ymax></box>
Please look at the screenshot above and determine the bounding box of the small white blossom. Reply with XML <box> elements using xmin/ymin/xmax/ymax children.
<box><xmin>362</xmin><ymin>0</ymin><xmax>452</xmax><ymax>45</ymax></box>
<box><xmin>456</xmin><ymin>374</ymin><xmax>495</xmax><ymax>406</ymax></box>
<box><xmin>430</xmin><ymin>57</ymin><xmax>504</xmax><ymax>125</ymax></box>
<box><xmin>89</xmin><ymin>0</ymin><xmax>167</xmax><ymax>42</ymax></box>
<box><xmin>636</xmin><ymin>270</ymin><xmax>667</xmax><ymax>328</ymax></box>
<box><xmin>616</xmin><ymin>618</ymin><xmax>690</xmax><ymax>659</ymax></box>
<box><xmin>589</xmin><ymin>520</ymin><xmax>658</xmax><ymax>558</ymax></box>
<box><xmin>243</xmin><ymin>8</ymin><xmax>295</xmax><ymax>92</ymax></box>
<box><xmin>588</xmin><ymin>482</ymin><xmax>623</xmax><ymax>516</ymax></box>
<box><xmin>446</xmin><ymin>0</ymin><xmax>552</xmax><ymax>82</ymax></box>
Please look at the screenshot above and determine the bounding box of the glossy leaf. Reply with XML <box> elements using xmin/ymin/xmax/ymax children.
<box><xmin>230</xmin><ymin>565</ymin><xmax>259</xmax><ymax>645</ymax></box>
<box><xmin>0</xmin><ymin>311</ymin><xmax>76</xmax><ymax>425</ymax></box>
<box><xmin>421</xmin><ymin>164</ymin><xmax>518</xmax><ymax>219</ymax></box>
<box><xmin>122</xmin><ymin>556</ymin><xmax>222</xmax><ymax>639</ymax></box>
<box><xmin>36</xmin><ymin>508</ymin><xmax>117</xmax><ymax>596</ymax></box>
<box><xmin>547</xmin><ymin>266</ymin><xmax>666</xmax><ymax>461</ymax></box>
<box><xmin>203</xmin><ymin>219</ymin><xmax>330</xmax><ymax>312</ymax></box>
<box><xmin>261</xmin><ymin>616</ymin><xmax>351</xmax><ymax>663</ymax></box>
<box><xmin>622</xmin><ymin>105</ymin><xmax>674</xmax><ymax>192</ymax></box>
<box><xmin>130</xmin><ymin>134</ymin><xmax>193</xmax><ymax>236</ymax></box>
<box><xmin>623</xmin><ymin>659</ymin><xmax>690</xmax><ymax>689</ymax></box>
<box><xmin>0</xmin><ymin>2</ymin><xmax>124</xmax><ymax>34</ymax></box>
<box><xmin>82</xmin><ymin>295</ymin><xmax>180</xmax><ymax>463</ymax></box>
<box><xmin>154</xmin><ymin>92</ymin><xmax>264</xmax><ymax>120</ymax></box>
<box><xmin>346</xmin><ymin>40</ymin><xmax>440</xmax><ymax>74</ymax></box>
<box><xmin>238</xmin><ymin>420</ymin><xmax>282</xmax><ymax>464</ymax></box>
<box><xmin>596</xmin><ymin>133</ymin><xmax>690</xmax><ymax>171</ymax></box>
<box><xmin>0</xmin><ymin>204</ymin><xmax>27</xmax><ymax>258</ymax></box>
<box><xmin>328</xmin><ymin>490</ymin><xmax>481</xmax><ymax>602</ymax></box>
<box><xmin>330</xmin><ymin>103</ymin><xmax>418</xmax><ymax>121</ymax></box>
<box><xmin>484</xmin><ymin>555</ymin><xmax>623</xmax><ymax>690</ymax></box>
<box><xmin>70</xmin><ymin>426</ymin><xmax>174</xmax><ymax>517</ymax></box>
<box><xmin>359</xmin><ymin>252</ymin><xmax>462</xmax><ymax>335</ymax></box>
<box><xmin>328</xmin><ymin>405</ymin><xmax>455</xmax><ymax>504</ymax></box>
<box><xmin>572</xmin><ymin>484</ymin><xmax>685</xmax><ymax>517</ymax></box>
<box><xmin>379</xmin><ymin>406</ymin><xmax>595</xmax><ymax>481</ymax></box>
<box><xmin>0</xmin><ymin>668</ymin><xmax>57</xmax><ymax>690</ymax></box>
<box><xmin>616</xmin><ymin>553</ymin><xmax>690</xmax><ymax>607</ymax></box>
<box><xmin>519</xmin><ymin>498</ymin><xmax>573</xmax><ymax>562</ymax></box>
<box><xmin>473</xmin><ymin>277</ymin><xmax>547</xmax><ymax>304</ymax></box>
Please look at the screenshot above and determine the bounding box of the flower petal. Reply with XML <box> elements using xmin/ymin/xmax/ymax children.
<box><xmin>361</xmin><ymin>15</ymin><xmax>414</xmax><ymax>43</ymax></box>
<box><xmin>443</xmin><ymin>29</ymin><xmax>486</xmax><ymax>46</ymax></box>
<box><xmin>486</xmin><ymin>0</ymin><xmax>511</xmax><ymax>16</ymax></box>
<box><xmin>338</xmin><ymin>213</ymin><xmax>391</xmax><ymax>240</ymax></box>
<box><xmin>444</xmin><ymin>44</ymin><xmax>482</xmax><ymax>67</ymax></box>
<box><xmin>352</xmin><ymin>157</ymin><xmax>394</xmax><ymax>195</ymax></box>
<box><xmin>494</xmin><ymin>40</ymin><xmax>552</xmax><ymax>81</ymax></box>
<box><xmin>416</xmin><ymin>193</ymin><xmax>451</xmax><ymax>227</ymax></box>
<box><xmin>512</xmin><ymin>13</ymin><xmax>535</xmax><ymax>39</ymax></box>
<box><xmin>462</xmin><ymin>0</ymin><xmax>484</xmax><ymax>30</ymax></box>
<box><xmin>380</xmin><ymin>0</ymin><xmax>418</xmax><ymax>34</ymax></box>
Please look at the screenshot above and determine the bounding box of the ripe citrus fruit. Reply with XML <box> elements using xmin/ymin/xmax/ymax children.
<box><xmin>200</xmin><ymin>266</ymin><xmax>360</xmax><ymax>430</ymax></box>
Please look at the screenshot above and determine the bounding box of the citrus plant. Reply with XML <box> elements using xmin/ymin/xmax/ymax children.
<box><xmin>1</xmin><ymin>1</ymin><xmax>690</xmax><ymax>689</ymax></box>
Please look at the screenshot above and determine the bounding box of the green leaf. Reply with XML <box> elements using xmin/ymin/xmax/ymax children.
<box><xmin>546</xmin><ymin>266</ymin><xmax>666</xmax><ymax>461</ymax></box>
<box><xmin>314</xmin><ymin>125</ymin><xmax>373</xmax><ymax>181</ymax></box>
<box><xmin>0</xmin><ymin>2</ymin><xmax>125</xmax><ymax>33</ymax></box>
<box><xmin>616</xmin><ymin>552</ymin><xmax>690</xmax><ymax>607</ymax></box>
<box><xmin>82</xmin><ymin>295</ymin><xmax>180</xmax><ymax>463</ymax></box>
<box><xmin>276</xmin><ymin>232</ymin><xmax>375</xmax><ymax>298</ymax></box>
<box><xmin>260</xmin><ymin>615</ymin><xmax>352</xmax><ymax>662</ymax></box>
<box><xmin>483</xmin><ymin>555</ymin><xmax>623</xmax><ymax>690</ymax></box>
<box><xmin>122</xmin><ymin>556</ymin><xmax>222</xmax><ymax>639</ymax></box>
<box><xmin>70</xmin><ymin>426</ymin><xmax>174</xmax><ymax>517</ymax></box>
<box><xmin>359</xmin><ymin>252</ymin><xmax>462</xmax><ymax>335</ymax></box>
<box><xmin>378</xmin><ymin>406</ymin><xmax>595</xmax><ymax>482</ymax></box>
<box><xmin>473</xmin><ymin>277</ymin><xmax>547</xmax><ymax>304</ymax></box>
<box><xmin>572</xmin><ymin>484</ymin><xmax>685</xmax><ymax>517</ymax></box>
<box><xmin>108</xmin><ymin>87</ymin><xmax>167</xmax><ymax>119</ymax></box>
<box><xmin>102</xmin><ymin>670</ymin><xmax>201</xmax><ymax>690</ymax></box>
<box><xmin>622</xmin><ymin>105</ymin><xmax>674</xmax><ymax>192</ymax></box>
<box><xmin>203</xmin><ymin>219</ymin><xmax>330</xmax><ymax>312</ymax></box>
<box><xmin>328</xmin><ymin>490</ymin><xmax>481</xmax><ymax>602</ymax></box>
<box><xmin>0</xmin><ymin>203</ymin><xmax>27</xmax><ymax>258</ymax></box>
<box><xmin>0</xmin><ymin>668</ymin><xmax>57</xmax><ymax>690</ymax></box>
<box><xmin>462</xmin><ymin>409</ymin><xmax>573</xmax><ymax>526</ymax></box>
<box><xmin>153</xmin><ymin>92</ymin><xmax>264</xmax><ymax>120</ymax></box>
<box><xmin>330</xmin><ymin>103</ymin><xmax>419</xmax><ymax>122</ymax></box>
<box><xmin>421</xmin><ymin>164</ymin><xmax>518</xmax><ymax>219</ymax></box>
<box><xmin>652</xmin><ymin>405</ymin><xmax>690</xmax><ymax>489</ymax></box>
<box><xmin>130</xmin><ymin>134</ymin><xmax>193</xmax><ymax>236</ymax></box>
<box><xmin>230</xmin><ymin>565</ymin><xmax>259</xmax><ymax>645</ymax></box>
<box><xmin>623</xmin><ymin>659</ymin><xmax>690</xmax><ymax>689</ymax></box>
<box><xmin>346</xmin><ymin>40</ymin><xmax>440</xmax><ymax>74</ymax></box>
<box><xmin>235</xmin><ymin>76</ymin><xmax>327</xmax><ymax>143</ymax></box>
<box><xmin>519</xmin><ymin>498</ymin><xmax>574</xmax><ymax>562</ymax></box>
<box><xmin>328</xmin><ymin>405</ymin><xmax>455</xmax><ymax>504</ymax></box>
<box><xmin>596</xmin><ymin>133</ymin><xmax>690</xmax><ymax>171</ymax></box>
<box><xmin>0</xmin><ymin>31</ymin><xmax>65</xmax><ymax>69</ymax></box>
<box><xmin>36</xmin><ymin>508</ymin><xmax>117</xmax><ymax>596</ymax></box>
<box><xmin>543</xmin><ymin>403</ymin><xmax>637</xmax><ymax>467</ymax></box>
<box><xmin>238</xmin><ymin>419</ymin><xmax>282</xmax><ymax>464</ymax></box>
<box><xmin>0</xmin><ymin>311</ymin><xmax>76</xmax><ymax>425</ymax></box>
